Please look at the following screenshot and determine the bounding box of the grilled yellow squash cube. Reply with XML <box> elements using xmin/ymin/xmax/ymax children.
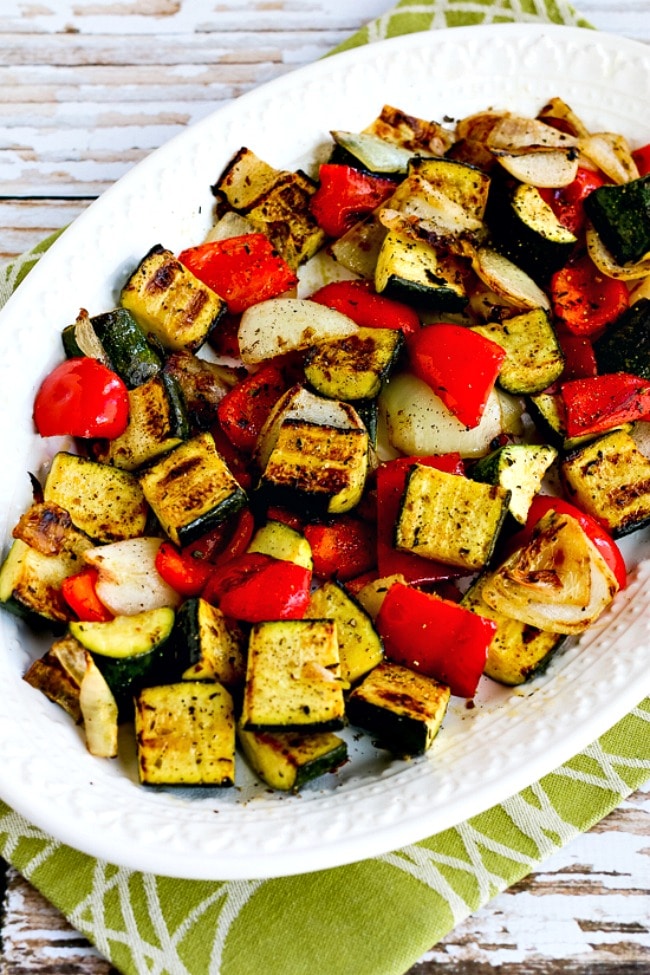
<box><xmin>561</xmin><ymin>428</ymin><xmax>650</xmax><ymax>537</ymax></box>
<box><xmin>121</xmin><ymin>244</ymin><xmax>226</xmax><ymax>353</ymax></box>
<box><xmin>395</xmin><ymin>465</ymin><xmax>510</xmax><ymax>571</ymax></box>
<box><xmin>241</xmin><ymin>619</ymin><xmax>345</xmax><ymax>732</ymax></box>
<box><xmin>260</xmin><ymin>419</ymin><xmax>369</xmax><ymax>516</ymax></box>
<box><xmin>138</xmin><ymin>432</ymin><xmax>247</xmax><ymax>546</ymax></box>
<box><xmin>43</xmin><ymin>452</ymin><xmax>148</xmax><ymax>541</ymax></box>
<box><xmin>347</xmin><ymin>661</ymin><xmax>450</xmax><ymax>756</ymax></box>
<box><xmin>237</xmin><ymin>724</ymin><xmax>347</xmax><ymax>792</ymax></box>
<box><xmin>135</xmin><ymin>681</ymin><xmax>236</xmax><ymax>786</ymax></box>
<box><xmin>305</xmin><ymin>581</ymin><xmax>383</xmax><ymax>685</ymax></box>
<box><xmin>213</xmin><ymin>147</ymin><xmax>325</xmax><ymax>269</ymax></box>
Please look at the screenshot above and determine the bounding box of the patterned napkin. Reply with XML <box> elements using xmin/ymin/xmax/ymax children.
<box><xmin>1</xmin><ymin>3</ymin><xmax>649</xmax><ymax>974</ymax></box>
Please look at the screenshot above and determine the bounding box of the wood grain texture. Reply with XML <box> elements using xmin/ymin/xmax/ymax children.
<box><xmin>0</xmin><ymin>1</ymin><xmax>649</xmax><ymax>971</ymax></box>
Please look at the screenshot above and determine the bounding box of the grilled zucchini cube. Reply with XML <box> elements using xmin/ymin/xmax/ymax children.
<box><xmin>237</xmin><ymin>724</ymin><xmax>347</xmax><ymax>792</ymax></box>
<box><xmin>0</xmin><ymin>503</ymin><xmax>94</xmax><ymax>623</ymax></box>
<box><xmin>173</xmin><ymin>598</ymin><xmax>246</xmax><ymax>686</ymax></box>
<box><xmin>241</xmin><ymin>619</ymin><xmax>345</xmax><ymax>732</ymax></box>
<box><xmin>347</xmin><ymin>661</ymin><xmax>450</xmax><ymax>757</ymax></box>
<box><xmin>43</xmin><ymin>452</ymin><xmax>148</xmax><ymax>541</ymax></box>
<box><xmin>121</xmin><ymin>244</ymin><xmax>226</xmax><ymax>353</ymax></box>
<box><xmin>212</xmin><ymin>147</ymin><xmax>325</xmax><ymax>269</ymax></box>
<box><xmin>561</xmin><ymin>428</ymin><xmax>650</xmax><ymax>537</ymax></box>
<box><xmin>395</xmin><ymin>465</ymin><xmax>510</xmax><ymax>571</ymax></box>
<box><xmin>471</xmin><ymin>308</ymin><xmax>564</xmax><ymax>396</ymax></box>
<box><xmin>138</xmin><ymin>432</ymin><xmax>247</xmax><ymax>546</ymax></box>
<box><xmin>93</xmin><ymin>372</ymin><xmax>189</xmax><ymax>472</ymax></box>
<box><xmin>70</xmin><ymin>606</ymin><xmax>176</xmax><ymax>716</ymax></box>
<box><xmin>260</xmin><ymin>418</ymin><xmax>369</xmax><ymax>516</ymax></box>
<box><xmin>304</xmin><ymin>327</ymin><xmax>404</xmax><ymax>402</ymax></box>
<box><xmin>471</xmin><ymin>443</ymin><xmax>557</xmax><ymax>525</ymax></box>
<box><xmin>462</xmin><ymin>574</ymin><xmax>564</xmax><ymax>685</ymax></box>
<box><xmin>305</xmin><ymin>580</ymin><xmax>383</xmax><ymax>685</ymax></box>
<box><xmin>375</xmin><ymin>230</ymin><xmax>468</xmax><ymax>311</ymax></box>
<box><xmin>135</xmin><ymin>681</ymin><xmax>236</xmax><ymax>786</ymax></box>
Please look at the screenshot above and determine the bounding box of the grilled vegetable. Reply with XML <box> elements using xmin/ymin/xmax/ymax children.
<box><xmin>395</xmin><ymin>465</ymin><xmax>510</xmax><ymax>572</ymax></box>
<box><xmin>94</xmin><ymin>372</ymin><xmax>189</xmax><ymax>472</ymax></box>
<box><xmin>304</xmin><ymin>326</ymin><xmax>403</xmax><ymax>401</ymax></box>
<box><xmin>480</xmin><ymin>509</ymin><xmax>619</xmax><ymax>634</ymax></box>
<box><xmin>346</xmin><ymin>661</ymin><xmax>450</xmax><ymax>757</ymax></box>
<box><xmin>0</xmin><ymin>502</ymin><xmax>94</xmax><ymax>623</ymax></box>
<box><xmin>33</xmin><ymin>358</ymin><xmax>130</xmax><ymax>441</ymax></box>
<box><xmin>329</xmin><ymin>130</ymin><xmax>414</xmax><ymax>176</ymax></box>
<box><xmin>135</xmin><ymin>681</ymin><xmax>236</xmax><ymax>786</ymax></box>
<box><xmin>241</xmin><ymin>618</ymin><xmax>346</xmax><ymax>733</ymax></box>
<box><xmin>237</xmin><ymin>297</ymin><xmax>358</xmax><ymax>365</ymax></box>
<box><xmin>246</xmin><ymin>519</ymin><xmax>313</xmax><ymax>569</ymax></box>
<box><xmin>583</xmin><ymin>175</ymin><xmax>650</xmax><ymax>265</ymax></box>
<box><xmin>471</xmin><ymin>443</ymin><xmax>557</xmax><ymax>525</ymax></box>
<box><xmin>70</xmin><ymin>606</ymin><xmax>176</xmax><ymax>715</ymax></box>
<box><xmin>407</xmin><ymin>156</ymin><xmax>490</xmax><ymax>222</ymax></box>
<box><xmin>163</xmin><ymin>350</ymin><xmax>232</xmax><ymax>434</ymax></box>
<box><xmin>304</xmin><ymin>580</ymin><xmax>383</xmax><ymax>685</ymax></box>
<box><xmin>43</xmin><ymin>452</ymin><xmax>148</xmax><ymax>542</ymax></box>
<box><xmin>462</xmin><ymin>574</ymin><xmax>564</xmax><ymax>685</ymax></box>
<box><xmin>470</xmin><ymin>307</ymin><xmax>564</xmax><ymax>396</ymax></box>
<box><xmin>593</xmin><ymin>298</ymin><xmax>650</xmax><ymax>379</ymax></box>
<box><xmin>237</xmin><ymin>724</ymin><xmax>347</xmax><ymax>792</ymax></box>
<box><xmin>487</xmin><ymin>181</ymin><xmax>577</xmax><ymax>285</ymax></box>
<box><xmin>62</xmin><ymin>308</ymin><xmax>162</xmax><ymax>389</ymax></box>
<box><xmin>561</xmin><ymin>427</ymin><xmax>650</xmax><ymax>537</ymax></box>
<box><xmin>120</xmin><ymin>244</ymin><xmax>227</xmax><ymax>353</ymax></box>
<box><xmin>23</xmin><ymin>633</ymin><xmax>88</xmax><ymax>722</ymax></box>
<box><xmin>374</xmin><ymin>229</ymin><xmax>469</xmax><ymax>311</ymax></box>
<box><xmin>379</xmin><ymin>372</ymin><xmax>509</xmax><ymax>460</ymax></box>
<box><xmin>83</xmin><ymin>537</ymin><xmax>181</xmax><ymax>616</ymax></box>
<box><xmin>138</xmin><ymin>432</ymin><xmax>248</xmax><ymax>547</ymax></box>
<box><xmin>172</xmin><ymin>597</ymin><xmax>246</xmax><ymax>685</ymax></box>
<box><xmin>79</xmin><ymin>654</ymin><xmax>119</xmax><ymax>759</ymax></box>
<box><xmin>212</xmin><ymin>147</ymin><xmax>325</xmax><ymax>269</ymax></box>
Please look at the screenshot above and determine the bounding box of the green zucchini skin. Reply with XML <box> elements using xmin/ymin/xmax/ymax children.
<box><xmin>237</xmin><ymin>724</ymin><xmax>348</xmax><ymax>792</ymax></box>
<box><xmin>172</xmin><ymin>597</ymin><xmax>246</xmax><ymax>687</ymax></box>
<box><xmin>91</xmin><ymin>308</ymin><xmax>163</xmax><ymax>388</ymax></box>
<box><xmin>594</xmin><ymin>298</ymin><xmax>650</xmax><ymax>379</ymax></box>
<box><xmin>62</xmin><ymin>308</ymin><xmax>163</xmax><ymax>389</ymax></box>
<box><xmin>486</xmin><ymin>179</ymin><xmax>577</xmax><ymax>285</ymax></box>
<box><xmin>70</xmin><ymin>607</ymin><xmax>176</xmax><ymax>718</ymax></box>
<box><xmin>583</xmin><ymin>175</ymin><xmax>650</xmax><ymax>265</ymax></box>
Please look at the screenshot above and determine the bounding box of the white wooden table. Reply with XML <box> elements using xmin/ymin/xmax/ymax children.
<box><xmin>1</xmin><ymin>1</ymin><xmax>649</xmax><ymax>971</ymax></box>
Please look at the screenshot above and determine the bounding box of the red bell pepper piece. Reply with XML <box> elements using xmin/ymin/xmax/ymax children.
<box><xmin>309</xmin><ymin>280</ymin><xmax>420</xmax><ymax>337</ymax></box>
<box><xmin>508</xmin><ymin>495</ymin><xmax>627</xmax><ymax>591</ymax></box>
<box><xmin>557</xmin><ymin>333</ymin><xmax>598</xmax><ymax>382</ymax></box>
<box><xmin>155</xmin><ymin>541</ymin><xmax>216</xmax><ymax>598</ymax></box>
<box><xmin>61</xmin><ymin>567</ymin><xmax>113</xmax><ymax>623</ymax></box>
<box><xmin>310</xmin><ymin>163</ymin><xmax>396</xmax><ymax>239</ymax></box>
<box><xmin>33</xmin><ymin>358</ymin><xmax>129</xmax><ymax>440</ymax></box>
<box><xmin>550</xmin><ymin>253</ymin><xmax>629</xmax><ymax>337</ymax></box>
<box><xmin>216</xmin><ymin>363</ymin><xmax>288</xmax><ymax>453</ymax></box>
<box><xmin>376</xmin><ymin>454</ymin><xmax>467</xmax><ymax>584</ymax></box>
<box><xmin>304</xmin><ymin>515</ymin><xmax>377</xmax><ymax>582</ymax></box>
<box><xmin>408</xmin><ymin>323</ymin><xmax>506</xmax><ymax>428</ymax></box>
<box><xmin>202</xmin><ymin>552</ymin><xmax>312</xmax><ymax>623</ymax></box>
<box><xmin>155</xmin><ymin>508</ymin><xmax>256</xmax><ymax>598</ymax></box>
<box><xmin>632</xmin><ymin>144</ymin><xmax>650</xmax><ymax>178</ymax></box>
<box><xmin>178</xmin><ymin>234</ymin><xmax>297</xmax><ymax>314</ymax></box>
<box><xmin>539</xmin><ymin>167</ymin><xmax>606</xmax><ymax>236</ymax></box>
<box><xmin>560</xmin><ymin>372</ymin><xmax>650</xmax><ymax>439</ymax></box>
<box><xmin>376</xmin><ymin>582</ymin><xmax>496</xmax><ymax>698</ymax></box>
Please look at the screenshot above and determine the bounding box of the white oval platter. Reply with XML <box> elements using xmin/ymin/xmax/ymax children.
<box><xmin>0</xmin><ymin>23</ymin><xmax>649</xmax><ymax>881</ymax></box>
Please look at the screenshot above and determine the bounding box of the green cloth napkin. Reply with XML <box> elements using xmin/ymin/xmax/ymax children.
<box><xmin>1</xmin><ymin>3</ymin><xmax>649</xmax><ymax>974</ymax></box>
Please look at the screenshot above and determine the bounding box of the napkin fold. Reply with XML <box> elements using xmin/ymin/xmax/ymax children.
<box><xmin>1</xmin><ymin>3</ymin><xmax>649</xmax><ymax>975</ymax></box>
